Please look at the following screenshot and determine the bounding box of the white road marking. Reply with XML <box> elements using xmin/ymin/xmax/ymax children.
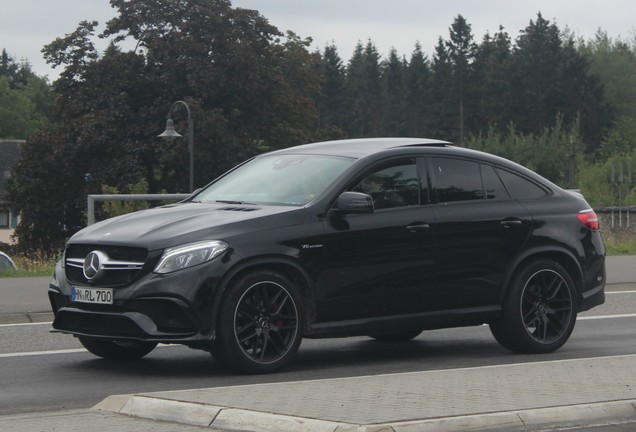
<box><xmin>579</xmin><ymin>313</ymin><xmax>636</xmax><ymax>320</ymax></box>
<box><xmin>0</xmin><ymin>344</ymin><xmax>174</xmax><ymax>358</ymax></box>
<box><xmin>0</xmin><ymin>349</ymin><xmax>86</xmax><ymax>358</ymax></box>
<box><xmin>0</xmin><ymin>321</ymin><xmax>51</xmax><ymax>327</ymax></box>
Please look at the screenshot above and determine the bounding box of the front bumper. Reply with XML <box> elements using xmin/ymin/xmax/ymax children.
<box><xmin>49</xmin><ymin>291</ymin><xmax>204</xmax><ymax>342</ymax></box>
<box><xmin>48</xmin><ymin>258</ymin><xmax>228</xmax><ymax>345</ymax></box>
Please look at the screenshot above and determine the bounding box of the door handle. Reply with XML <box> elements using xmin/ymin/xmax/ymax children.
<box><xmin>406</xmin><ymin>223</ymin><xmax>430</xmax><ymax>232</ymax></box>
<box><xmin>500</xmin><ymin>219</ymin><xmax>523</xmax><ymax>228</ymax></box>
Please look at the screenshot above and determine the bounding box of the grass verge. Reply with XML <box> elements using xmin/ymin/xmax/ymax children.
<box><xmin>0</xmin><ymin>255</ymin><xmax>56</xmax><ymax>278</ymax></box>
<box><xmin>604</xmin><ymin>237</ymin><xmax>636</xmax><ymax>255</ymax></box>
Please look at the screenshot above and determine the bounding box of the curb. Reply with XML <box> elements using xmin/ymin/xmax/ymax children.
<box><xmin>0</xmin><ymin>312</ymin><xmax>53</xmax><ymax>325</ymax></box>
<box><xmin>95</xmin><ymin>395</ymin><xmax>344</xmax><ymax>431</ymax></box>
<box><xmin>95</xmin><ymin>394</ymin><xmax>636</xmax><ymax>432</ymax></box>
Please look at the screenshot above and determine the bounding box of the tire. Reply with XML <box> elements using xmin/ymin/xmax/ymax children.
<box><xmin>369</xmin><ymin>330</ymin><xmax>422</xmax><ymax>342</ymax></box>
<box><xmin>212</xmin><ymin>270</ymin><xmax>304</xmax><ymax>374</ymax></box>
<box><xmin>490</xmin><ymin>259</ymin><xmax>577</xmax><ymax>354</ymax></box>
<box><xmin>78</xmin><ymin>336</ymin><xmax>157</xmax><ymax>360</ymax></box>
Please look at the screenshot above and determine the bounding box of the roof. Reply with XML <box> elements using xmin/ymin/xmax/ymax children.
<box><xmin>270</xmin><ymin>137</ymin><xmax>450</xmax><ymax>158</ymax></box>
<box><xmin>266</xmin><ymin>137</ymin><xmax>554</xmax><ymax>188</ymax></box>
<box><xmin>0</xmin><ymin>140</ymin><xmax>23</xmax><ymax>205</ymax></box>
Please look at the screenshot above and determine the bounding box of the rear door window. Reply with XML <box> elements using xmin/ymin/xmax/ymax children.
<box><xmin>432</xmin><ymin>158</ymin><xmax>483</xmax><ymax>203</ymax></box>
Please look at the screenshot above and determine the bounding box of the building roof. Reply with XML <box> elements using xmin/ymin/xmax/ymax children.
<box><xmin>0</xmin><ymin>140</ymin><xmax>23</xmax><ymax>205</ymax></box>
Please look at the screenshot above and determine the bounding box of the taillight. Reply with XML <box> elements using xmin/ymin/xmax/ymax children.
<box><xmin>577</xmin><ymin>209</ymin><xmax>600</xmax><ymax>230</ymax></box>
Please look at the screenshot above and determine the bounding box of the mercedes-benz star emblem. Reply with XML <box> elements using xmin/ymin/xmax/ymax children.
<box><xmin>83</xmin><ymin>250</ymin><xmax>108</xmax><ymax>281</ymax></box>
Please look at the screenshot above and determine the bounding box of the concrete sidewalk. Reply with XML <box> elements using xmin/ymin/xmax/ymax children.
<box><xmin>92</xmin><ymin>354</ymin><xmax>636</xmax><ymax>431</ymax></box>
<box><xmin>4</xmin><ymin>356</ymin><xmax>636</xmax><ymax>431</ymax></box>
<box><xmin>2</xmin><ymin>257</ymin><xmax>636</xmax><ymax>431</ymax></box>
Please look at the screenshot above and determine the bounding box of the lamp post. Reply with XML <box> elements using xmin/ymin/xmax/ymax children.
<box><xmin>158</xmin><ymin>100</ymin><xmax>194</xmax><ymax>192</ymax></box>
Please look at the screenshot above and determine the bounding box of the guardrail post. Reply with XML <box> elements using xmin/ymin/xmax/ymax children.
<box><xmin>87</xmin><ymin>195</ymin><xmax>95</xmax><ymax>226</ymax></box>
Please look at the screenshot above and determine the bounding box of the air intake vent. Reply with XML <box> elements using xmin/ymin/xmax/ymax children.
<box><xmin>218</xmin><ymin>206</ymin><xmax>260</xmax><ymax>212</ymax></box>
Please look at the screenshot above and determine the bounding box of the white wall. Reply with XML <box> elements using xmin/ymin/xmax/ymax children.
<box><xmin>0</xmin><ymin>228</ymin><xmax>15</xmax><ymax>244</ymax></box>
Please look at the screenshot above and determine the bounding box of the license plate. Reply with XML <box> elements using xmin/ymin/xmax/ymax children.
<box><xmin>71</xmin><ymin>286</ymin><xmax>113</xmax><ymax>304</ymax></box>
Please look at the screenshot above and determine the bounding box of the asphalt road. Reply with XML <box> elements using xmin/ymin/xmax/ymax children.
<box><xmin>1</xmin><ymin>285</ymin><xmax>636</xmax><ymax>418</ymax></box>
<box><xmin>1</xmin><ymin>255</ymin><xmax>636</xmax><ymax>432</ymax></box>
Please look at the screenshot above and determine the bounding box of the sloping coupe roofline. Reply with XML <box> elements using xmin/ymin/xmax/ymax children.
<box><xmin>270</xmin><ymin>137</ymin><xmax>451</xmax><ymax>158</ymax></box>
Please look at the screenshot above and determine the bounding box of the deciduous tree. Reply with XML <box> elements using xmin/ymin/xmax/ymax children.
<box><xmin>9</xmin><ymin>0</ymin><xmax>321</xmax><ymax>254</ymax></box>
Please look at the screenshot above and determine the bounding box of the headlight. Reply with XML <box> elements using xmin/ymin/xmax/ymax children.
<box><xmin>154</xmin><ymin>240</ymin><xmax>228</xmax><ymax>274</ymax></box>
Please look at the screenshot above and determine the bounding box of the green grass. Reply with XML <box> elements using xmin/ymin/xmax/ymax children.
<box><xmin>0</xmin><ymin>255</ymin><xmax>56</xmax><ymax>278</ymax></box>
<box><xmin>604</xmin><ymin>237</ymin><xmax>636</xmax><ymax>255</ymax></box>
<box><xmin>600</xmin><ymin>224</ymin><xmax>636</xmax><ymax>255</ymax></box>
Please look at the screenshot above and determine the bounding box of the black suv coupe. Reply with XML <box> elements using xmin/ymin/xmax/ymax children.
<box><xmin>49</xmin><ymin>138</ymin><xmax>606</xmax><ymax>373</ymax></box>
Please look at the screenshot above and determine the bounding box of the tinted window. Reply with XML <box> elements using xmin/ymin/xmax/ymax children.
<box><xmin>433</xmin><ymin>158</ymin><xmax>483</xmax><ymax>203</ymax></box>
<box><xmin>497</xmin><ymin>168</ymin><xmax>548</xmax><ymax>199</ymax></box>
<box><xmin>351</xmin><ymin>159</ymin><xmax>419</xmax><ymax>209</ymax></box>
<box><xmin>482</xmin><ymin>165</ymin><xmax>510</xmax><ymax>200</ymax></box>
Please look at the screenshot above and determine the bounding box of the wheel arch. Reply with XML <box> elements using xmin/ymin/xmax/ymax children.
<box><xmin>503</xmin><ymin>247</ymin><xmax>584</xmax><ymax>305</ymax></box>
<box><xmin>210</xmin><ymin>257</ymin><xmax>316</xmax><ymax>338</ymax></box>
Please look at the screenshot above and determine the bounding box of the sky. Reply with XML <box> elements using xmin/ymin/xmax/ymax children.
<box><xmin>1</xmin><ymin>0</ymin><xmax>635</xmax><ymax>81</ymax></box>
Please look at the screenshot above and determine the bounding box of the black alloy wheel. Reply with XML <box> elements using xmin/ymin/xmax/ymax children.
<box><xmin>521</xmin><ymin>268</ymin><xmax>573</xmax><ymax>344</ymax></box>
<box><xmin>78</xmin><ymin>336</ymin><xmax>157</xmax><ymax>360</ymax></box>
<box><xmin>490</xmin><ymin>259</ymin><xmax>577</xmax><ymax>354</ymax></box>
<box><xmin>212</xmin><ymin>271</ymin><xmax>303</xmax><ymax>374</ymax></box>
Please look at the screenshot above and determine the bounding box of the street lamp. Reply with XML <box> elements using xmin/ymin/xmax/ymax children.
<box><xmin>158</xmin><ymin>100</ymin><xmax>194</xmax><ymax>192</ymax></box>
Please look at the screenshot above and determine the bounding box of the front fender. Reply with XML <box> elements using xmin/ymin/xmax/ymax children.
<box><xmin>208</xmin><ymin>255</ymin><xmax>316</xmax><ymax>340</ymax></box>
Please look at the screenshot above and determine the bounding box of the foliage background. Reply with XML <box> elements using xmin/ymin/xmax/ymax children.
<box><xmin>2</xmin><ymin>0</ymin><xmax>636</xmax><ymax>255</ymax></box>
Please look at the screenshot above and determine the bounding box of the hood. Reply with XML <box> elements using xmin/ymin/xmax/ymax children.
<box><xmin>69</xmin><ymin>202</ymin><xmax>305</xmax><ymax>251</ymax></box>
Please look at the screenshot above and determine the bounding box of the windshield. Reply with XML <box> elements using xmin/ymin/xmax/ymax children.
<box><xmin>195</xmin><ymin>154</ymin><xmax>354</xmax><ymax>206</ymax></box>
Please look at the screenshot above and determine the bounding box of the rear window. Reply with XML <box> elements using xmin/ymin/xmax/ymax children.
<box><xmin>497</xmin><ymin>168</ymin><xmax>548</xmax><ymax>199</ymax></box>
<box><xmin>432</xmin><ymin>158</ymin><xmax>483</xmax><ymax>203</ymax></box>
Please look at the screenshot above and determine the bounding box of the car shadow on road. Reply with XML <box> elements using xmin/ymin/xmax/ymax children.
<box><xmin>53</xmin><ymin>324</ymin><xmax>588</xmax><ymax>392</ymax></box>
<box><xmin>62</xmin><ymin>326</ymin><xmax>521</xmax><ymax>380</ymax></box>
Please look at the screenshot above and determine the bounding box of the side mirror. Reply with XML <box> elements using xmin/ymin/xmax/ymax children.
<box><xmin>331</xmin><ymin>191</ymin><xmax>374</xmax><ymax>216</ymax></box>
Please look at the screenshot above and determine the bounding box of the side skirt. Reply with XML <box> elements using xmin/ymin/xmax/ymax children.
<box><xmin>305</xmin><ymin>306</ymin><xmax>501</xmax><ymax>338</ymax></box>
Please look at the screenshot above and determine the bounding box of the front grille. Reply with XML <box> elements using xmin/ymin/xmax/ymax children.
<box><xmin>65</xmin><ymin>244</ymin><xmax>149</xmax><ymax>287</ymax></box>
